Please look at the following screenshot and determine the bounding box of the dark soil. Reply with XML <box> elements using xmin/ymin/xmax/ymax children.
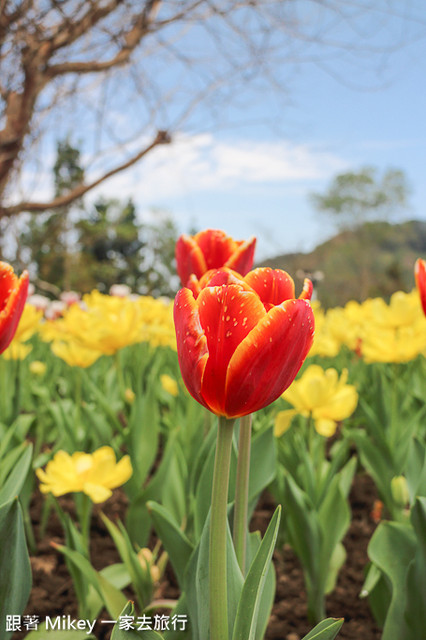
<box><xmin>14</xmin><ymin>473</ymin><xmax>381</xmax><ymax>640</ymax></box>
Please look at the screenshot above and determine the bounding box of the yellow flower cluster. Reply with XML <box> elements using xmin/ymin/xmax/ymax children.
<box><xmin>36</xmin><ymin>446</ymin><xmax>132</xmax><ymax>503</ymax></box>
<box><xmin>309</xmin><ymin>290</ymin><xmax>426</xmax><ymax>363</ymax></box>
<box><xmin>2</xmin><ymin>304</ymin><xmax>43</xmax><ymax>360</ymax></box>
<box><xmin>274</xmin><ymin>365</ymin><xmax>359</xmax><ymax>438</ymax></box>
<box><xmin>39</xmin><ymin>291</ymin><xmax>176</xmax><ymax>367</ymax></box>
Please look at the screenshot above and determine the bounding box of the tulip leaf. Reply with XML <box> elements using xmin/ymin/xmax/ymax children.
<box><xmin>163</xmin><ymin>594</ymin><xmax>191</xmax><ymax>640</ymax></box>
<box><xmin>0</xmin><ymin>442</ymin><xmax>33</xmax><ymax>507</ymax></box>
<box><xmin>58</xmin><ymin>511</ymin><xmax>92</xmax><ymax>615</ymax></box>
<box><xmin>127</xmin><ymin>430</ymin><xmax>183</xmax><ymax>546</ymax></box>
<box><xmin>405</xmin><ymin>438</ymin><xmax>426</xmax><ymax>504</ymax></box>
<box><xmin>349</xmin><ymin>431</ymin><xmax>394</xmax><ymax>507</ymax></box>
<box><xmin>0</xmin><ymin>440</ymin><xmax>28</xmax><ymax>487</ymax></box>
<box><xmin>111</xmin><ymin>601</ymin><xmax>164</xmax><ymax>640</ymax></box>
<box><xmin>245</xmin><ymin>531</ymin><xmax>276</xmax><ymax>640</ymax></box>
<box><xmin>100</xmin><ymin>513</ymin><xmax>153</xmax><ymax>610</ymax></box>
<box><xmin>317</xmin><ymin>475</ymin><xmax>350</xmax><ymax>594</ymax></box>
<box><xmin>301</xmin><ymin>617</ymin><xmax>344</xmax><ymax>639</ymax></box>
<box><xmin>247</xmin><ymin>426</ymin><xmax>277</xmax><ymax>505</ymax></box>
<box><xmin>283</xmin><ymin>473</ymin><xmax>321</xmax><ymax>580</ymax></box>
<box><xmin>54</xmin><ymin>543</ymin><xmax>127</xmax><ymax>618</ymax></box>
<box><xmin>81</xmin><ymin>402</ymin><xmax>114</xmax><ymax>446</ymax></box>
<box><xmin>147</xmin><ymin>500</ymin><xmax>194</xmax><ymax>589</ymax></box>
<box><xmin>232</xmin><ymin>506</ymin><xmax>281</xmax><ymax>640</ymax></box>
<box><xmin>404</xmin><ymin>497</ymin><xmax>426</xmax><ymax>638</ymax></box>
<box><xmin>184</xmin><ymin>511</ymin><xmax>243</xmax><ymax>640</ymax></box>
<box><xmin>0</xmin><ymin>413</ymin><xmax>34</xmax><ymax>459</ymax></box>
<box><xmin>86</xmin><ymin>563</ymin><xmax>131</xmax><ymax>620</ymax></box>
<box><xmin>127</xmin><ymin>386</ymin><xmax>160</xmax><ymax>490</ymax></box>
<box><xmin>367</xmin><ymin>521</ymin><xmax>416</xmax><ymax>640</ymax></box>
<box><xmin>0</xmin><ymin>498</ymin><xmax>32</xmax><ymax>639</ymax></box>
<box><xmin>188</xmin><ymin>422</ymin><xmax>217</xmax><ymax>496</ymax></box>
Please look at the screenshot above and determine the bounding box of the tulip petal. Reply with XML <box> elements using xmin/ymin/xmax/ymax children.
<box><xmin>274</xmin><ymin>409</ymin><xmax>298</xmax><ymax>437</ymax></box>
<box><xmin>197</xmin><ymin>284</ymin><xmax>266</xmax><ymax>415</ymax></box>
<box><xmin>299</xmin><ymin>278</ymin><xmax>313</xmax><ymax>301</ymax></box>
<box><xmin>195</xmin><ymin>229</ymin><xmax>236</xmax><ymax>271</ymax></box>
<box><xmin>415</xmin><ymin>258</ymin><xmax>426</xmax><ymax>316</ymax></box>
<box><xmin>83</xmin><ymin>482</ymin><xmax>113</xmax><ymax>504</ymax></box>
<box><xmin>225</xmin><ymin>236</ymin><xmax>256</xmax><ymax>276</ymax></box>
<box><xmin>224</xmin><ymin>299</ymin><xmax>314</xmax><ymax>417</ymax></box>
<box><xmin>174</xmin><ymin>288</ymin><xmax>209</xmax><ymax>409</ymax></box>
<box><xmin>175</xmin><ymin>234</ymin><xmax>208</xmax><ymax>284</ymax></box>
<box><xmin>0</xmin><ymin>263</ymin><xmax>29</xmax><ymax>354</ymax></box>
<box><xmin>243</xmin><ymin>268</ymin><xmax>295</xmax><ymax>307</ymax></box>
<box><xmin>315</xmin><ymin>418</ymin><xmax>337</xmax><ymax>437</ymax></box>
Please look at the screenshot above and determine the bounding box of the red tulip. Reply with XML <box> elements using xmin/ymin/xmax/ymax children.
<box><xmin>0</xmin><ymin>262</ymin><xmax>29</xmax><ymax>354</ymax></box>
<box><xmin>415</xmin><ymin>258</ymin><xmax>426</xmax><ymax>316</ymax></box>
<box><xmin>174</xmin><ymin>267</ymin><xmax>314</xmax><ymax>418</ymax></box>
<box><xmin>175</xmin><ymin>229</ymin><xmax>256</xmax><ymax>286</ymax></box>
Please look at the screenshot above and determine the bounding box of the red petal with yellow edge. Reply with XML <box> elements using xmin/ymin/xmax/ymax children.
<box><xmin>299</xmin><ymin>278</ymin><xmax>313</xmax><ymax>301</ymax></box>
<box><xmin>175</xmin><ymin>235</ymin><xmax>208</xmax><ymax>285</ymax></box>
<box><xmin>0</xmin><ymin>263</ymin><xmax>29</xmax><ymax>354</ymax></box>
<box><xmin>173</xmin><ymin>288</ymin><xmax>209</xmax><ymax>409</ymax></box>
<box><xmin>195</xmin><ymin>229</ymin><xmax>236</xmax><ymax>271</ymax></box>
<box><xmin>415</xmin><ymin>258</ymin><xmax>426</xmax><ymax>317</ymax></box>
<box><xmin>224</xmin><ymin>299</ymin><xmax>314</xmax><ymax>418</ymax></box>
<box><xmin>225</xmin><ymin>236</ymin><xmax>256</xmax><ymax>276</ymax></box>
<box><xmin>244</xmin><ymin>268</ymin><xmax>295</xmax><ymax>307</ymax></box>
<box><xmin>197</xmin><ymin>284</ymin><xmax>266</xmax><ymax>415</ymax></box>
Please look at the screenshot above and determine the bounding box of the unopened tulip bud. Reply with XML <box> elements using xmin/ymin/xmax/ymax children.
<box><xmin>391</xmin><ymin>476</ymin><xmax>410</xmax><ymax>508</ymax></box>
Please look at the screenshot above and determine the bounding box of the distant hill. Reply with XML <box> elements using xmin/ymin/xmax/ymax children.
<box><xmin>260</xmin><ymin>220</ymin><xmax>426</xmax><ymax>308</ymax></box>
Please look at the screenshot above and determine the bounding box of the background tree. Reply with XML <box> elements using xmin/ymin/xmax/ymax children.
<box><xmin>20</xmin><ymin>140</ymin><xmax>85</xmax><ymax>291</ymax></box>
<box><xmin>310</xmin><ymin>166</ymin><xmax>411</xmax><ymax>299</ymax></box>
<box><xmin>76</xmin><ymin>199</ymin><xmax>179</xmax><ymax>297</ymax></box>
<box><xmin>0</xmin><ymin>1</ymin><xmax>422</xmax><ymax>218</ymax></box>
<box><xmin>17</xmin><ymin>139</ymin><xmax>179</xmax><ymax>296</ymax></box>
<box><xmin>310</xmin><ymin>166</ymin><xmax>410</xmax><ymax>231</ymax></box>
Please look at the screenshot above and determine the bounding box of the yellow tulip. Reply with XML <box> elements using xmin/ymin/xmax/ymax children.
<box><xmin>12</xmin><ymin>303</ymin><xmax>43</xmax><ymax>342</ymax></box>
<box><xmin>2</xmin><ymin>341</ymin><xmax>33</xmax><ymax>360</ymax></box>
<box><xmin>51</xmin><ymin>339</ymin><xmax>102</xmax><ymax>368</ymax></box>
<box><xmin>41</xmin><ymin>291</ymin><xmax>177</xmax><ymax>354</ymax></box>
<box><xmin>160</xmin><ymin>374</ymin><xmax>179</xmax><ymax>397</ymax></box>
<box><xmin>124</xmin><ymin>388</ymin><xmax>136</xmax><ymax>404</ymax></box>
<box><xmin>29</xmin><ymin>360</ymin><xmax>47</xmax><ymax>376</ymax></box>
<box><xmin>36</xmin><ymin>446</ymin><xmax>132</xmax><ymax>503</ymax></box>
<box><xmin>2</xmin><ymin>303</ymin><xmax>43</xmax><ymax>360</ymax></box>
<box><xmin>275</xmin><ymin>365</ymin><xmax>358</xmax><ymax>437</ymax></box>
<box><xmin>360</xmin><ymin>321</ymin><xmax>426</xmax><ymax>363</ymax></box>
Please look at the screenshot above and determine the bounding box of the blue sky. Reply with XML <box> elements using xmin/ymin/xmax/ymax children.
<box><xmin>15</xmin><ymin>1</ymin><xmax>426</xmax><ymax>263</ymax></box>
<box><xmin>88</xmin><ymin>2</ymin><xmax>426</xmax><ymax>262</ymax></box>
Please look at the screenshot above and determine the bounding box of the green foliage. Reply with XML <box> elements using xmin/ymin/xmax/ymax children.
<box><xmin>15</xmin><ymin>140</ymin><xmax>180</xmax><ymax>296</ymax></box>
<box><xmin>0</xmin><ymin>499</ymin><xmax>32</xmax><ymax>638</ymax></box>
<box><xmin>272</xmin><ymin>425</ymin><xmax>355</xmax><ymax>623</ymax></box>
<box><xmin>263</xmin><ymin>219</ymin><xmax>426</xmax><ymax>307</ymax></box>
<box><xmin>347</xmin><ymin>362</ymin><xmax>426</xmax><ymax>520</ymax></box>
<box><xmin>310</xmin><ymin>166</ymin><xmax>409</xmax><ymax>230</ymax></box>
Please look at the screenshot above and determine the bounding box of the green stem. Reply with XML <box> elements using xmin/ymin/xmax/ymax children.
<box><xmin>115</xmin><ymin>350</ymin><xmax>126</xmax><ymax>400</ymax></box>
<box><xmin>233</xmin><ymin>414</ymin><xmax>252</xmax><ymax>574</ymax></box>
<box><xmin>209</xmin><ymin>416</ymin><xmax>235</xmax><ymax>640</ymax></box>
<box><xmin>76</xmin><ymin>492</ymin><xmax>92</xmax><ymax>555</ymax></box>
<box><xmin>74</xmin><ymin>367</ymin><xmax>82</xmax><ymax>440</ymax></box>
<box><xmin>307</xmin><ymin>414</ymin><xmax>315</xmax><ymax>459</ymax></box>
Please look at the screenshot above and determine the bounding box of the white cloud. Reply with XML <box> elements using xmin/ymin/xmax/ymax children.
<box><xmin>90</xmin><ymin>133</ymin><xmax>347</xmax><ymax>203</ymax></box>
<box><xmin>9</xmin><ymin>132</ymin><xmax>347</xmax><ymax>214</ymax></box>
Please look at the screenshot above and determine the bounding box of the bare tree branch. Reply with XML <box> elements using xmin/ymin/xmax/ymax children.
<box><xmin>47</xmin><ymin>1</ymin><xmax>161</xmax><ymax>76</ymax></box>
<box><xmin>0</xmin><ymin>130</ymin><xmax>171</xmax><ymax>218</ymax></box>
<box><xmin>0</xmin><ymin>0</ymin><xmax>424</xmax><ymax>220</ymax></box>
